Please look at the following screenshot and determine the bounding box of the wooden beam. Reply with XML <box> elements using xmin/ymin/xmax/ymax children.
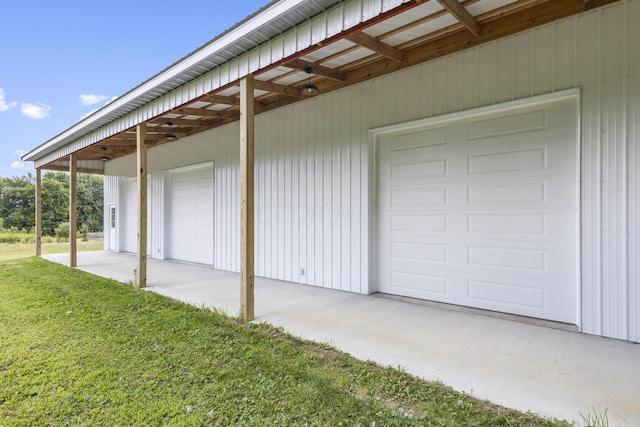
<box><xmin>35</xmin><ymin>168</ymin><xmax>42</xmax><ymax>257</ymax></box>
<box><xmin>150</xmin><ymin>117</ymin><xmax>210</xmax><ymax>127</ymax></box>
<box><xmin>254</xmin><ymin>79</ymin><xmax>298</xmax><ymax>97</ymax></box>
<box><xmin>199</xmin><ymin>94</ymin><xmax>241</xmax><ymax>106</ymax></box>
<box><xmin>136</xmin><ymin>123</ymin><xmax>148</xmax><ymax>289</ymax></box>
<box><xmin>437</xmin><ymin>0</ymin><xmax>481</xmax><ymax>37</ymax></box>
<box><xmin>346</xmin><ymin>31</ymin><xmax>405</xmax><ymax>62</ymax></box>
<box><xmin>177</xmin><ymin>107</ymin><xmax>237</xmax><ymax>118</ymax></box>
<box><xmin>285</xmin><ymin>59</ymin><xmax>346</xmax><ymax>81</ymax></box>
<box><xmin>240</xmin><ymin>74</ymin><xmax>255</xmax><ymax>322</ymax></box>
<box><xmin>43</xmin><ymin>165</ymin><xmax>105</xmax><ymax>175</ymax></box>
<box><xmin>69</xmin><ymin>154</ymin><xmax>77</xmax><ymax>267</ymax></box>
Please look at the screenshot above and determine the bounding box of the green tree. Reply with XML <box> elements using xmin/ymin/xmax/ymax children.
<box><xmin>0</xmin><ymin>172</ymin><xmax>104</xmax><ymax>236</ymax></box>
<box><xmin>41</xmin><ymin>172</ymin><xmax>69</xmax><ymax>236</ymax></box>
<box><xmin>77</xmin><ymin>174</ymin><xmax>104</xmax><ymax>232</ymax></box>
<box><xmin>0</xmin><ymin>174</ymin><xmax>35</xmax><ymax>231</ymax></box>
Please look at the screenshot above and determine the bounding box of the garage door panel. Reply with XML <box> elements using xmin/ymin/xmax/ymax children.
<box><xmin>378</xmin><ymin>264</ymin><xmax>576</xmax><ymax>323</ymax></box>
<box><xmin>380</xmin><ymin>236</ymin><xmax>575</xmax><ymax>281</ymax></box>
<box><xmin>379</xmin><ymin>210</ymin><xmax>575</xmax><ymax>242</ymax></box>
<box><xmin>170</xmin><ymin>166</ymin><xmax>214</xmax><ymax>265</ymax></box>
<box><xmin>380</xmin><ymin>175</ymin><xmax>575</xmax><ymax>212</ymax></box>
<box><xmin>376</xmin><ymin>95</ymin><xmax>579</xmax><ymax>323</ymax></box>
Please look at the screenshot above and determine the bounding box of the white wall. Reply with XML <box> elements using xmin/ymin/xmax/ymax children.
<box><xmin>106</xmin><ymin>1</ymin><xmax>640</xmax><ymax>342</ymax></box>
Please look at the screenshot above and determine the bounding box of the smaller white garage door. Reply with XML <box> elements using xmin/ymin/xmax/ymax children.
<box><xmin>124</xmin><ymin>179</ymin><xmax>151</xmax><ymax>255</ymax></box>
<box><xmin>170</xmin><ymin>165</ymin><xmax>214</xmax><ymax>265</ymax></box>
<box><xmin>375</xmin><ymin>94</ymin><xmax>579</xmax><ymax>324</ymax></box>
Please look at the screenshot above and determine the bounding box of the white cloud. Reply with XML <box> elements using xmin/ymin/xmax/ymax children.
<box><xmin>79</xmin><ymin>95</ymin><xmax>118</xmax><ymax>119</ymax></box>
<box><xmin>79</xmin><ymin>93</ymin><xmax>107</xmax><ymax>106</ymax></box>
<box><xmin>13</xmin><ymin>149</ymin><xmax>25</xmax><ymax>157</ymax></box>
<box><xmin>11</xmin><ymin>161</ymin><xmax>26</xmax><ymax>170</ymax></box>
<box><xmin>0</xmin><ymin>88</ymin><xmax>17</xmax><ymax>112</ymax></box>
<box><xmin>21</xmin><ymin>102</ymin><xmax>51</xmax><ymax>119</ymax></box>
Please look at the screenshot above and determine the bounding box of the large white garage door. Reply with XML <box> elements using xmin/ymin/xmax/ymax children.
<box><xmin>375</xmin><ymin>95</ymin><xmax>579</xmax><ymax>324</ymax></box>
<box><xmin>124</xmin><ymin>179</ymin><xmax>151</xmax><ymax>255</ymax></box>
<box><xmin>170</xmin><ymin>166</ymin><xmax>214</xmax><ymax>265</ymax></box>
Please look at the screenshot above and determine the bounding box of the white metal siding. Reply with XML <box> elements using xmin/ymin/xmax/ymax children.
<box><xmin>105</xmin><ymin>2</ymin><xmax>640</xmax><ymax>342</ymax></box>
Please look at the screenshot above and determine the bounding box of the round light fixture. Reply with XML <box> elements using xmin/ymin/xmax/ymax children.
<box><xmin>300</xmin><ymin>67</ymin><xmax>319</xmax><ymax>96</ymax></box>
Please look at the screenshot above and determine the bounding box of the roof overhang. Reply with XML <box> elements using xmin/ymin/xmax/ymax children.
<box><xmin>22</xmin><ymin>0</ymin><xmax>620</xmax><ymax>173</ymax></box>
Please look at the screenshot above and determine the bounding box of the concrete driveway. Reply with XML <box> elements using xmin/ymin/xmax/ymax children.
<box><xmin>45</xmin><ymin>251</ymin><xmax>640</xmax><ymax>426</ymax></box>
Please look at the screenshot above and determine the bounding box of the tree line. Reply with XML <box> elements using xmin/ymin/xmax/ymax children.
<box><xmin>0</xmin><ymin>172</ymin><xmax>103</xmax><ymax>236</ymax></box>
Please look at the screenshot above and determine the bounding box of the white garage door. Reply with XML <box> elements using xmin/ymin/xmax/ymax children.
<box><xmin>170</xmin><ymin>166</ymin><xmax>214</xmax><ymax>265</ymax></box>
<box><xmin>375</xmin><ymin>95</ymin><xmax>579</xmax><ymax>324</ymax></box>
<box><xmin>124</xmin><ymin>179</ymin><xmax>151</xmax><ymax>255</ymax></box>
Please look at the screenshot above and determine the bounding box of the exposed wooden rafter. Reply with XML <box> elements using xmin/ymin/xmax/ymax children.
<box><xmin>346</xmin><ymin>31</ymin><xmax>405</xmax><ymax>62</ymax></box>
<box><xmin>254</xmin><ymin>79</ymin><xmax>298</xmax><ymax>97</ymax></box>
<box><xmin>285</xmin><ymin>59</ymin><xmax>346</xmax><ymax>81</ymax></box>
<box><xmin>176</xmin><ymin>107</ymin><xmax>237</xmax><ymax>118</ymax></box>
<box><xmin>198</xmin><ymin>94</ymin><xmax>240</xmax><ymax>106</ymax></box>
<box><xmin>437</xmin><ymin>0</ymin><xmax>482</xmax><ymax>37</ymax></box>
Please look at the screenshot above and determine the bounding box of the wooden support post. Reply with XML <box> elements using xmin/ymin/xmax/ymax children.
<box><xmin>69</xmin><ymin>154</ymin><xmax>77</xmax><ymax>267</ymax></box>
<box><xmin>35</xmin><ymin>168</ymin><xmax>42</xmax><ymax>257</ymax></box>
<box><xmin>240</xmin><ymin>74</ymin><xmax>255</xmax><ymax>321</ymax></box>
<box><xmin>136</xmin><ymin>123</ymin><xmax>148</xmax><ymax>288</ymax></box>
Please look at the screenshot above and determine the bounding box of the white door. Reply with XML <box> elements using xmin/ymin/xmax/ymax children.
<box><xmin>375</xmin><ymin>95</ymin><xmax>579</xmax><ymax>324</ymax></box>
<box><xmin>124</xmin><ymin>179</ymin><xmax>152</xmax><ymax>255</ymax></box>
<box><xmin>170</xmin><ymin>166</ymin><xmax>214</xmax><ymax>265</ymax></box>
<box><xmin>109</xmin><ymin>205</ymin><xmax>116</xmax><ymax>251</ymax></box>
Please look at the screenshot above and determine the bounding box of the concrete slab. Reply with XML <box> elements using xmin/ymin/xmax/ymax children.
<box><xmin>44</xmin><ymin>251</ymin><xmax>640</xmax><ymax>426</ymax></box>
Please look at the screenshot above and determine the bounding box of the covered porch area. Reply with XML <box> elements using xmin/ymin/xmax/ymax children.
<box><xmin>45</xmin><ymin>250</ymin><xmax>640</xmax><ymax>425</ymax></box>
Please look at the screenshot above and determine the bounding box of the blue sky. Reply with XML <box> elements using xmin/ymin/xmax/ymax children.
<box><xmin>0</xmin><ymin>0</ymin><xmax>271</xmax><ymax>177</ymax></box>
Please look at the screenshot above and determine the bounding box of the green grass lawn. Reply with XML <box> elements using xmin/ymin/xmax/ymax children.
<box><xmin>0</xmin><ymin>239</ymin><xmax>103</xmax><ymax>261</ymax></box>
<box><xmin>0</xmin><ymin>258</ymin><xmax>570</xmax><ymax>426</ymax></box>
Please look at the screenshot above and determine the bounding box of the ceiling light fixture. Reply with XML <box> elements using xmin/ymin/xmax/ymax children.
<box><xmin>300</xmin><ymin>67</ymin><xmax>319</xmax><ymax>96</ymax></box>
<box><xmin>165</xmin><ymin>133</ymin><xmax>178</xmax><ymax>140</ymax></box>
<box><xmin>100</xmin><ymin>156</ymin><xmax>110</xmax><ymax>161</ymax></box>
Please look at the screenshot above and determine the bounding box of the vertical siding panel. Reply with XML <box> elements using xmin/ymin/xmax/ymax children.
<box><xmin>351</xmin><ymin>84</ymin><xmax>364</xmax><ymax>293</ymax></box>
<box><xmin>477</xmin><ymin>44</ymin><xmax>495</xmax><ymax>106</ymax></box>
<box><xmin>323</xmin><ymin>96</ymin><xmax>334</xmax><ymax>287</ymax></box>
<box><xmin>461</xmin><ymin>49</ymin><xmax>478</xmax><ymax>111</ymax></box>
<box><xmin>628</xmin><ymin>0</ymin><xmax>640</xmax><ymax>342</ymax></box>
<box><xmin>513</xmin><ymin>32</ymin><xmax>534</xmax><ymax>100</ymax></box>
<box><xmin>601</xmin><ymin>5</ymin><xmax>626</xmax><ymax>339</ymax></box>
<box><xmin>341</xmin><ymin>90</ymin><xmax>353</xmax><ymax>291</ymax></box>
<box><xmin>418</xmin><ymin>63</ymin><xmax>433</xmax><ymax>118</ymax></box>
<box><xmin>282</xmin><ymin>110</ymin><xmax>292</xmax><ymax>281</ymax></box>
<box><xmin>306</xmin><ymin>102</ymin><xmax>317</xmax><ymax>285</ymax></box>
<box><xmin>431</xmin><ymin>58</ymin><xmax>448</xmax><ymax>116</ymax></box>
<box><xmin>361</xmin><ymin>79</ymin><xmax>374</xmax><ymax>294</ymax></box>
<box><xmin>404</xmin><ymin>66</ymin><xmax>420</xmax><ymax>121</ymax></box>
<box><xmin>494</xmin><ymin>38</ymin><xmax>514</xmax><ymax>103</ymax></box>
<box><xmin>331</xmin><ymin>93</ymin><xmax>343</xmax><ymax>289</ymax></box>
<box><xmin>290</xmin><ymin>107</ymin><xmax>300</xmax><ymax>284</ymax></box>
<box><xmin>446</xmin><ymin>54</ymin><xmax>462</xmax><ymax>113</ymax></box>
<box><xmin>296</xmin><ymin>108</ymin><xmax>307</xmax><ymax>284</ymax></box>
<box><xmin>554</xmin><ymin>19</ymin><xmax>576</xmax><ymax>91</ymax></box>
<box><xmin>533</xmin><ymin>26</ymin><xmax>553</xmax><ymax>95</ymax></box>
<box><xmin>576</xmin><ymin>10</ymin><xmax>602</xmax><ymax>336</ymax></box>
